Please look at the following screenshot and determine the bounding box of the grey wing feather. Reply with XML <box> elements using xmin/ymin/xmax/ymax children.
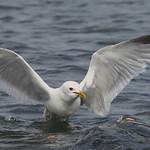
<box><xmin>80</xmin><ymin>35</ymin><xmax>150</xmax><ymax>116</ymax></box>
<box><xmin>0</xmin><ymin>48</ymin><xmax>51</xmax><ymax>103</ymax></box>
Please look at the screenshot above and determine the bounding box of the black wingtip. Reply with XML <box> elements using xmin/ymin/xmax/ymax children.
<box><xmin>131</xmin><ymin>35</ymin><xmax>150</xmax><ymax>44</ymax></box>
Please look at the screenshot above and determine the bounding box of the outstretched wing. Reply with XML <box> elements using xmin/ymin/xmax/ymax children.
<box><xmin>0</xmin><ymin>48</ymin><xmax>51</xmax><ymax>103</ymax></box>
<box><xmin>80</xmin><ymin>35</ymin><xmax>150</xmax><ymax>117</ymax></box>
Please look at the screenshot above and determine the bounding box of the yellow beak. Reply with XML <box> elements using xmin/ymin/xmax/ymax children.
<box><xmin>74</xmin><ymin>91</ymin><xmax>86</xmax><ymax>99</ymax></box>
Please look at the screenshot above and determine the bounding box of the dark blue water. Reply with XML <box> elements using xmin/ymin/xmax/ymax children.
<box><xmin>0</xmin><ymin>0</ymin><xmax>150</xmax><ymax>149</ymax></box>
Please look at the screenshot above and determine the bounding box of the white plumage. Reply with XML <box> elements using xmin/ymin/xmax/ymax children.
<box><xmin>0</xmin><ymin>35</ymin><xmax>150</xmax><ymax>120</ymax></box>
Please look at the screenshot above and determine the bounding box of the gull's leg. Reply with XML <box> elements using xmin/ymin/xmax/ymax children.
<box><xmin>43</xmin><ymin>106</ymin><xmax>69</xmax><ymax>122</ymax></box>
<box><xmin>43</xmin><ymin>106</ymin><xmax>54</xmax><ymax>121</ymax></box>
<box><xmin>43</xmin><ymin>107</ymin><xmax>71</xmax><ymax>142</ymax></box>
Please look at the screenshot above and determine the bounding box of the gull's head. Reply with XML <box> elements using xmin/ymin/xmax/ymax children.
<box><xmin>60</xmin><ymin>81</ymin><xmax>86</xmax><ymax>102</ymax></box>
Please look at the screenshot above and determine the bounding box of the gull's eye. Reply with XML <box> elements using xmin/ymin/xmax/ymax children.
<box><xmin>69</xmin><ymin>87</ymin><xmax>74</xmax><ymax>91</ymax></box>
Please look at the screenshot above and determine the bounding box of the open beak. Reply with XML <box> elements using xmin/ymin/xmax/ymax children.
<box><xmin>74</xmin><ymin>91</ymin><xmax>86</xmax><ymax>99</ymax></box>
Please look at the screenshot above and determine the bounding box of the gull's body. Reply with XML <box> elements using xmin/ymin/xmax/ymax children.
<box><xmin>44</xmin><ymin>86</ymin><xmax>81</xmax><ymax>118</ymax></box>
<box><xmin>0</xmin><ymin>35</ymin><xmax>150</xmax><ymax>121</ymax></box>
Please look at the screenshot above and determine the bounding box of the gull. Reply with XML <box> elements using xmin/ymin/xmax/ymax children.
<box><xmin>0</xmin><ymin>35</ymin><xmax>150</xmax><ymax>121</ymax></box>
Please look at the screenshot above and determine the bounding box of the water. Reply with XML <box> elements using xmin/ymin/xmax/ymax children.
<box><xmin>0</xmin><ymin>0</ymin><xmax>150</xmax><ymax>149</ymax></box>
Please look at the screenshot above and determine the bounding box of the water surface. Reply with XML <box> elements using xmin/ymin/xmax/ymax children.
<box><xmin>0</xmin><ymin>0</ymin><xmax>150</xmax><ymax>149</ymax></box>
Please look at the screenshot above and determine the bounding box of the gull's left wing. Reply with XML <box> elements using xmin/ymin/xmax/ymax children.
<box><xmin>80</xmin><ymin>35</ymin><xmax>150</xmax><ymax>117</ymax></box>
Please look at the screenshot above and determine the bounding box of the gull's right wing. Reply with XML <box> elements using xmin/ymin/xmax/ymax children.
<box><xmin>0</xmin><ymin>48</ymin><xmax>51</xmax><ymax>103</ymax></box>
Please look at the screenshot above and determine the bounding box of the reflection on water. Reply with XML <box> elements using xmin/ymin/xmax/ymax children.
<box><xmin>31</xmin><ymin>119</ymin><xmax>72</xmax><ymax>133</ymax></box>
<box><xmin>0</xmin><ymin>0</ymin><xmax>150</xmax><ymax>149</ymax></box>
